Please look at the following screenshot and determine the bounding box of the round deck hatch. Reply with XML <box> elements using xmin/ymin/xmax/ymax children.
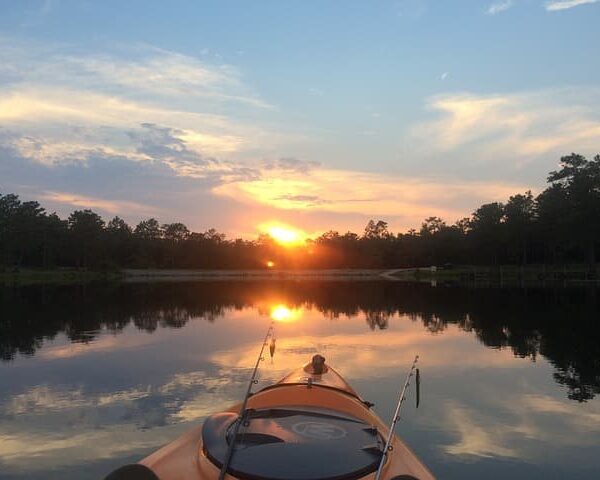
<box><xmin>202</xmin><ymin>408</ymin><xmax>383</xmax><ymax>480</ymax></box>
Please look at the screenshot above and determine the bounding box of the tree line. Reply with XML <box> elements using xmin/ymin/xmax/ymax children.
<box><xmin>1</xmin><ymin>153</ymin><xmax>599</xmax><ymax>270</ymax></box>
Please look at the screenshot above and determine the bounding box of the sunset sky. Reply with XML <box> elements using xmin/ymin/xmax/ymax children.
<box><xmin>1</xmin><ymin>0</ymin><xmax>599</xmax><ymax>239</ymax></box>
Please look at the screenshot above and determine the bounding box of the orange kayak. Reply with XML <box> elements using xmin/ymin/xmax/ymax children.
<box><xmin>105</xmin><ymin>356</ymin><xmax>435</xmax><ymax>480</ymax></box>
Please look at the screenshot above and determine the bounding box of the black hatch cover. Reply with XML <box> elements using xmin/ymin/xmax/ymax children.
<box><xmin>202</xmin><ymin>408</ymin><xmax>383</xmax><ymax>480</ymax></box>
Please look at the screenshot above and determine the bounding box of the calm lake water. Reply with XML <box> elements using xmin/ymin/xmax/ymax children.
<box><xmin>1</xmin><ymin>280</ymin><xmax>599</xmax><ymax>479</ymax></box>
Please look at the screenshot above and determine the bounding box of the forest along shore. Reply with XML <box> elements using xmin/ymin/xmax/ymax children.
<box><xmin>2</xmin><ymin>154</ymin><xmax>599</xmax><ymax>273</ymax></box>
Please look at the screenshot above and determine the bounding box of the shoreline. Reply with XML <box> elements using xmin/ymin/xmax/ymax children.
<box><xmin>0</xmin><ymin>269</ymin><xmax>123</xmax><ymax>285</ymax></box>
<box><xmin>0</xmin><ymin>265</ymin><xmax>598</xmax><ymax>286</ymax></box>
<box><xmin>121</xmin><ymin>268</ymin><xmax>389</xmax><ymax>282</ymax></box>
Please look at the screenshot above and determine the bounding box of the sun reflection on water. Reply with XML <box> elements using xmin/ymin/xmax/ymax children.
<box><xmin>270</xmin><ymin>304</ymin><xmax>302</xmax><ymax>323</ymax></box>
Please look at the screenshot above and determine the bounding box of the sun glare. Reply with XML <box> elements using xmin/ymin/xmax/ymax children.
<box><xmin>259</xmin><ymin>222</ymin><xmax>306</xmax><ymax>247</ymax></box>
<box><xmin>269</xmin><ymin>226</ymin><xmax>299</xmax><ymax>244</ymax></box>
<box><xmin>270</xmin><ymin>304</ymin><xmax>301</xmax><ymax>323</ymax></box>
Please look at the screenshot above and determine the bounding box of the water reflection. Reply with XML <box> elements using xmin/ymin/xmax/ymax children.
<box><xmin>270</xmin><ymin>304</ymin><xmax>302</xmax><ymax>323</ymax></box>
<box><xmin>0</xmin><ymin>281</ymin><xmax>599</xmax><ymax>479</ymax></box>
<box><xmin>1</xmin><ymin>282</ymin><xmax>598</xmax><ymax>402</ymax></box>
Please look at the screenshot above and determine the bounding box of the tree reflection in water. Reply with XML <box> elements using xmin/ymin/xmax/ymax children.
<box><xmin>1</xmin><ymin>281</ymin><xmax>598</xmax><ymax>402</ymax></box>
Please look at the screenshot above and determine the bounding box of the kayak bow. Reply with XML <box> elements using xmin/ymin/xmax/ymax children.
<box><xmin>106</xmin><ymin>355</ymin><xmax>435</xmax><ymax>480</ymax></box>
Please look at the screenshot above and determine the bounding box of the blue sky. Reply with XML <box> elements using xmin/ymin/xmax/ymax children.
<box><xmin>1</xmin><ymin>0</ymin><xmax>599</xmax><ymax>237</ymax></box>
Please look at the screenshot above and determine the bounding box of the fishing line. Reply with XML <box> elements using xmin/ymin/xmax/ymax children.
<box><xmin>374</xmin><ymin>355</ymin><xmax>420</xmax><ymax>480</ymax></box>
<box><xmin>218</xmin><ymin>321</ymin><xmax>275</xmax><ymax>480</ymax></box>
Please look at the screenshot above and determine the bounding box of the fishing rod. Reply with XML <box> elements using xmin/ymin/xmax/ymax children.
<box><xmin>374</xmin><ymin>355</ymin><xmax>420</xmax><ymax>480</ymax></box>
<box><xmin>218</xmin><ymin>322</ymin><xmax>275</xmax><ymax>480</ymax></box>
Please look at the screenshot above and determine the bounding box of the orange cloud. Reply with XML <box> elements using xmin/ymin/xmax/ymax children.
<box><xmin>214</xmin><ymin>167</ymin><xmax>528</xmax><ymax>227</ymax></box>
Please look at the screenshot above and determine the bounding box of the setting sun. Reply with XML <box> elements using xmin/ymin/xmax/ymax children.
<box><xmin>269</xmin><ymin>226</ymin><xmax>299</xmax><ymax>244</ymax></box>
<box><xmin>259</xmin><ymin>222</ymin><xmax>307</xmax><ymax>247</ymax></box>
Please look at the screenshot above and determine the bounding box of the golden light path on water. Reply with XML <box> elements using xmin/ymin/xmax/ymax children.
<box><xmin>269</xmin><ymin>304</ymin><xmax>302</xmax><ymax>323</ymax></box>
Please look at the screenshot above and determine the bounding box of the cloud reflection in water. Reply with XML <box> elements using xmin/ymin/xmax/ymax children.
<box><xmin>0</xmin><ymin>281</ymin><xmax>599</xmax><ymax>479</ymax></box>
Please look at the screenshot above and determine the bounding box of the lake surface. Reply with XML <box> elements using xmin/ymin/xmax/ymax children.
<box><xmin>1</xmin><ymin>280</ymin><xmax>599</xmax><ymax>479</ymax></box>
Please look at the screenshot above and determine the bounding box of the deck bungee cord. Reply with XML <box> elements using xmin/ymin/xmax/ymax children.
<box><xmin>218</xmin><ymin>322</ymin><xmax>275</xmax><ymax>480</ymax></box>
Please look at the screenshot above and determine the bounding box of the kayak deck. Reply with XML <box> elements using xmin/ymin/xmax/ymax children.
<box><xmin>136</xmin><ymin>360</ymin><xmax>435</xmax><ymax>480</ymax></box>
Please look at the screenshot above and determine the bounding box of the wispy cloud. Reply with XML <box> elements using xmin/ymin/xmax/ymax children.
<box><xmin>0</xmin><ymin>369</ymin><xmax>241</xmax><ymax>471</ymax></box>
<box><xmin>0</xmin><ymin>40</ymin><xmax>271</xmax><ymax>109</ymax></box>
<box><xmin>545</xmin><ymin>0</ymin><xmax>598</xmax><ymax>11</ymax></box>
<box><xmin>0</xmin><ymin>38</ymin><xmax>283</xmax><ymax>166</ymax></box>
<box><xmin>412</xmin><ymin>88</ymin><xmax>600</xmax><ymax>161</ymax></box>
<box><xmin>39</xmin><ymin>191</ymin><xmax>157</xmax><ymax>216</ymax></box>
<box><xmin>487</xmin><ymin>0</ymin><xmax>514</xmax><ymax>15</ymax></box>
<box><xmin>440</xmin><ymin>388</ymin><xmax>600</xmax><ymax>461</ymax></box>
<box><xmin>0</xmin><ymin>88</ymin><xmax>262</xmax><ymax>159</ymax></box>
<box><xmin>444</xmin><ymin>401</ymin><xmax>519</xmax><ymax>458</ymax></box>
<box><xmin>5</xmin><ymin>122</ymin><xmax>259</xmax><ymax>185</ymax></box>
<box><xmin>263</xmin><ymin>157</ymin><xmax>321</xmax><ymax>174</ymax></box>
